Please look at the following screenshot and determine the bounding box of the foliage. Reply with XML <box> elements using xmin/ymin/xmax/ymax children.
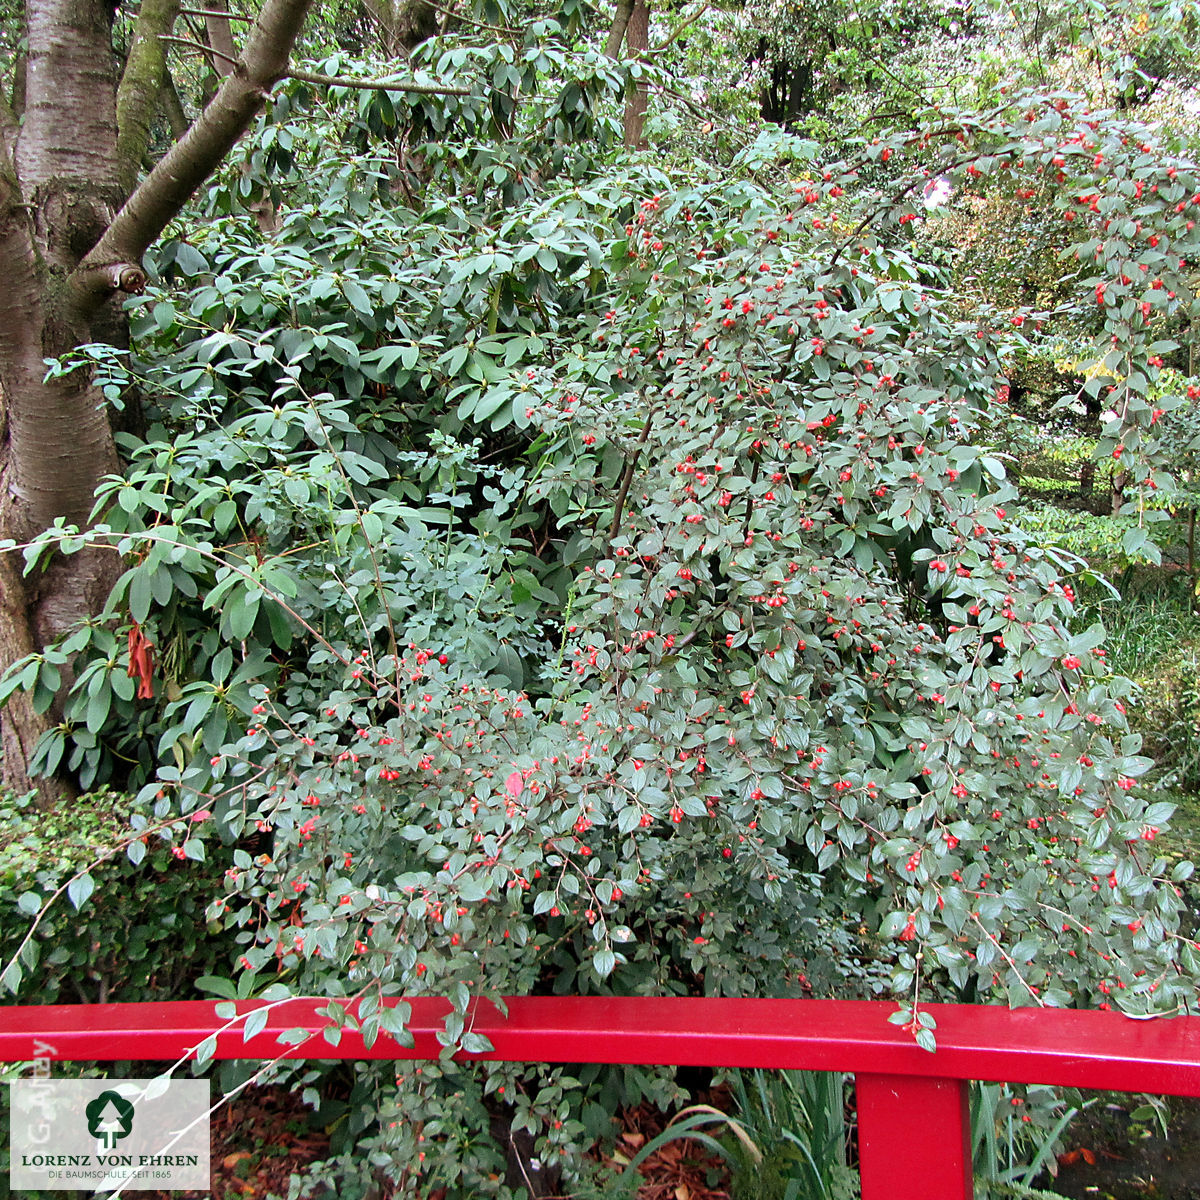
<box><xmin>1074</xmin><ymin>569</ymin><xmax>1200</xmax><ymax>677</ymax></box>
<box><xmin>8</xmin><ymin>72</ymin><xmax>1200</xmax><ymax>1189</ymax></box>
<box><xmin>723</xmin><ymin>1069</ymin><xmax>855</xmax><ymax>1200</ymax></box>
<box><xmin>1068</xmin><ymin>572</ymin><xmax>1200</xmax><ymax>792</ymax></box>
<box><xmin>1129</xmin><ymin>643</ymin><xmax>1200</xmax><ymax>791</ymax></box>
<box><xmin>1012</xmin><ymin>504</ymin><xmax>1150</xmax><ymax>569</ymax></box>
<box><xmin>972</xmin><ymin>1082</ymin><xmax>1082</xmax><ymax>1199</ymax></box>
<box><xmin>0</xmin><ymin>790</ymin><xmax>239</xmax><ymax>1003</ymax></box>
<box><xmin>5</xmin><ymin>0</ymin><xmax>1200</xmax><ymax>1191</ymax></box>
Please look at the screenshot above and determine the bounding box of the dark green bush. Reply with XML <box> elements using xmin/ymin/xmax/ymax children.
<box><xmin>0</xmin><ymin>790</ymin><xmax>239</xmax><ymax>1003</ymax></box>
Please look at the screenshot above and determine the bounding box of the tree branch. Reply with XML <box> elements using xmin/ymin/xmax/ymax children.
<box><xmin>605</xmin><ymin>410</ymin><xmax>655</xmax><ymax>552</ymax></box>
<box><xmin>159</xmin><ymin>32</ymin><xmax>240</xmax><ymax>68</ymax></box>
<box><xmin>159</xmin><ymin>65</ymin><xmax>192</xmax><ymax>140</ymax></box>
<box><xmin>605</xmin><ymin>0</ymin><xmax>635</xmax><ymax>57</ymax></box>
<box><xmin>71</xmin><ymin>0</ymin><xmax>316</xmax><ymax>312</ymax></box>
<box><xmin>415</xmin><ymin>0</ymin><xmax>518</xmax><ymax>37</ymax></box>
<box><xmin>116</xmin><ymin>0</ymin><xmax>181</xmax><ymax>192</ymax></box>
<box><xmin>285</xmin><ymin>67</ymin><xmax>470</xmax><ymax>95</ymax></box>
<box><xmin>651</xmin><ymin>0</ymin><xmax>707</xmax><ymax>51</ymax></box>
<box><xmin>202</xmin><ymin>0</ymin><xmax>238</xmax><ymax>79</ymax></box>
<box><xmin>179</xmin><ymin>5</ymin><xmax>252</xmax><ymax>19</ymax></box>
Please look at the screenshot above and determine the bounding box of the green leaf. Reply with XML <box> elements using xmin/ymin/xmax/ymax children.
<box><xmin>226</xmin><ymin>592</ymin><xmax>261</xmax><ymax>640</ymax></box>
<box><xmin>129</xmin><ymin>570</ymin><xmax>153</xmax><ymax>624</ymax></box>
<box><xmin>342</xmin><ymin>279</ymin><xmax>372</xmax><ymax>315</ymax></box>
<box><xmin>173</xmin><ymin>243</ymin><xmax>210</xmax><ymax>275</ymax></box>
<box><xmin>1</xmin><ymin>959</ymin><xmax>23</xmax><ymax>994</ymax></box>
<box><xmin>196</xmin><ymin>975</ymin><xmax>239</xmax><ymax>1000</ymax></box>
<box><xmin>67</xmin><ymin>873</ymin><xmax>94</xmax><ymax>910</ymax></box>
<box><xmin>243</xmin><ymin>1006</ymin><xmax>270</xmax><ymax>1041</ymax></box>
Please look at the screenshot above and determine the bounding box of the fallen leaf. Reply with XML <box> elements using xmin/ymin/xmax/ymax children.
<box><xmin>222</xmin><ymin>1151</ymin><xmax>253</xmax><ymax>1170</ymax></box>
<box><xmin>622</xmin><ymin>1131</ymin><xmax>646</xmax><ymax>1148</ymax></box>
<box><xmin>1057</xmin><ymin>1147</ymin><xmax>1098</xmax><ymax>1167</ymax></box>
<box><xmin>675</xmin><ymin>1185</ymin><xmax>691</xmax><ymax>1200</ymax></box>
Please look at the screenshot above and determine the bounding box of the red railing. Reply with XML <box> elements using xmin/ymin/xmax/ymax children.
<box><xmin>6</xmin><ymin>997</ymin><xmax>1200</xmax><ymax>1199</ymax></box>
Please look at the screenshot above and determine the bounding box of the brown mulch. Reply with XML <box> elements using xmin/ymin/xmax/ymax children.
<box><xmin>140</xmin><ymin>1085</ymin><xmax>330</xmax><ymax>1200</ymax></box>
<box><xmin>596</xmin><ymin>1090</ymin><xmax>735</xmax><ymax>1200</ymax></box>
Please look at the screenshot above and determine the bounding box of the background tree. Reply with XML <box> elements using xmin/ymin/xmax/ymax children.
<box><xmin>0</xmin><ymin>0</ymin><xmax>478</xmax><ymax>802</ymax></box>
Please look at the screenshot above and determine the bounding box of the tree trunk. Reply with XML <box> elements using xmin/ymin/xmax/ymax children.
<box><xmin>0</xmin><ymin>555</ymin><xmax>66</xmax><ymax>807</ymax></box>
<box><xmin>361</xmin><ymin>0</ymin><xmax>440</xmax><ymax>57</ymax></box>
<box><xmin>0</xmin><ymin>0</ymin><xmax>315</xmax><ymax>803</ymax></box>
<box><xmin>117</xmin><ymin>0</ymin><xmax>181</xmax><ymax>192</ymax></box>
<box><xmin>1079</xmin><ymin>458</ymin><xmax>1095</xmax><ymax>504</ymax></box>
<box><xmin>1111</xmin><ymin>469</ymin><xmax>1128</xmax><ymax>515</ymax></box>
<box><xmin>0</xmin><ymin>0</ymin><xmax>124</xmax><ymax>804</ymax></box>
<box><xmin>621</xmin><ymin>0</ymin><xmax>648</xmax><ymax>148</ymax></box>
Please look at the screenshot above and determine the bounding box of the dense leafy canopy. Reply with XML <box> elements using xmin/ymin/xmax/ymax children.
<box><xmin>5</xmin><ymin>0</ymin><xmax>1200</xmax><ymax>1192</ymax></box>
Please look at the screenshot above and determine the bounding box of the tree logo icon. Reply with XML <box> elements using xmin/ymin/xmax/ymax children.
<box><xmin>85</xmin><ymin>1091</ymin><xmax>135</xmax><ymax>1150</ymax></box>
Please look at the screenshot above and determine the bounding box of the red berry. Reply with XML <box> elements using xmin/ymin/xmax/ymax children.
<box><xmin>437</xmin><ymin>653</ymin><xmax>449</xmax><ymax>665</ymax></box>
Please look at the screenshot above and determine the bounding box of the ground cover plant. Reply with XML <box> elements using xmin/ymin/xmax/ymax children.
<box><xmin>5</xmin><ymin>0</ymin><xmax>1200</xmax><ymax>1195</ymax></box>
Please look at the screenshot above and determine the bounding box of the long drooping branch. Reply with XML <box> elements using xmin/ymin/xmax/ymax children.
<box><xmin>72</xmin><ymin>0</ymin><xmax>316</xmax><ymax>310</ymax></box>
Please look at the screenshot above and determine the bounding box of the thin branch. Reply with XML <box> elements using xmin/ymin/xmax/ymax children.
<box><xmin>286</xmin><ymin>67</ymin><xmax>470</xmax><ymax>95</ymax></box>
<box><xmin>651</xmin><ymin>0</ymin><xmax>708</xmax><ymax>52</ymax></box>
<box><xmin>658</xmin><ymin>78</ymin><xmax>740</xmax><ymax>133</ymax></box>
<box><xmin>418</xmin><ymin>0</ymin><xmax>521</xmax><ymax>37</ymax></box>
<box><xmin>180</xmin><ymin>6</ymin><xmax>253</xmax><ymax>18</ymax></box>
<box><xmin>605</xmin><ymin>410</ymin><xmax>655</xmax><ymax>552</ymax></box>
<box><xmin>828</xmin><ymin>146</ymin><xmax>988</xmax><ymax>268</ymax></box>
<box><xmin>159</xmin><ymin>32</ymin><xmax>240</xmax><ymax>68</ymax></box>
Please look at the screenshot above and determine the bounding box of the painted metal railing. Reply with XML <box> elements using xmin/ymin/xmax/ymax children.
<box><xmin>6</xmin><ymin>997</ymin><xmax>1200</xmax><ymax>1199</ymax></box>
